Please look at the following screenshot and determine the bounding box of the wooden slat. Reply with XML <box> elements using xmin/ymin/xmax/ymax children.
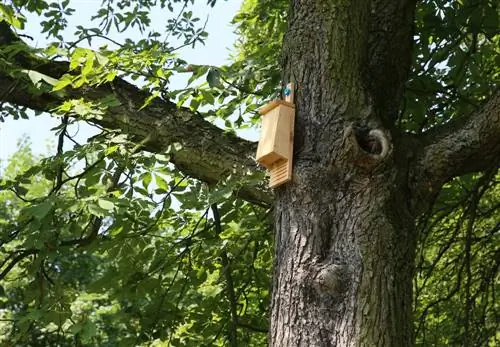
<box><xmin>259</xmin><ymin>100</ymin><xmax>295</xmax><ymax>115</ymax></box>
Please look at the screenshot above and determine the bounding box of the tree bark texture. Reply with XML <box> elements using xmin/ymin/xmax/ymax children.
<box><xmin>270</xmin><ymin>1</ymin><xmax>418</xmax><ymax>345</ymax></box>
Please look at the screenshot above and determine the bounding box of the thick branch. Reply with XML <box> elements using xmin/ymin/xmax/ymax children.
<box><xmin>412</xmin><ymin>91</ymin><xmax>500</xmax><ymax>210</ymax></box>
<box><xmin>0</xmin><ymin>22</ymin><xmax>270</xmax><ymax>206</ymax></box>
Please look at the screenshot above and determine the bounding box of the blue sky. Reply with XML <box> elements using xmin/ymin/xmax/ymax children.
<box><xmin>0</xmin><ymin>0</ymin><xmax>243</xmax><ymax>164</ymax></box>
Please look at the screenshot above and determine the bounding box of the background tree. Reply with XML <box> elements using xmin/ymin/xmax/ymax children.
<box><xmin>0</xmin><ymin>0</ymin><xmax>498</xmax><ymax>346</ymax></box>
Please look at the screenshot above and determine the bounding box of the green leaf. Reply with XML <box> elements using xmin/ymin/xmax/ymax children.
<box><xmin>69</xmin><ymin>322</ymin><xmax>85</xmax><ymax>334</ymax></box>
<box><xmin>24</xmin><ymin>70</ymin><xmax>58</xmax><ymax>87</ymax></box>
<box><xmin>82</xmin><ymin>51</ymin><xmax>95</xmax><ymax>75</ymax></box>
<box><xmin>87</xmin><ymin>203</ymin><xmax>108</xmax><ymax>217</ymax></box>
<box><xmin>155</xmin><ymin>174</ymin><xmax>168</xmax><ymax>191</ymax></box>
<box><xmin>97</xmin><ymin>198</ymin><xmax>115</xmax><ymax>211</ymax></box>
<box><xmin>95</xmin><ymin>51</ymin><xmax>109</xmax><ymax>66</ymax></box>
<box><xmin>52</xmin><ymin>75</ymin><xmax>73</xmax><ymax>91</ymax></box>
<box><xmin>200</xmin><ymin>90</ymin><xmax>215</xmax><ymax>105</ymax></box>
<box><xmin>24</xmin><ymin>200</ymin><xmax>53</xmax><ymax>219</ymax></box>
<box><xmin>142</xmin><ymin>172</ymin><xmax>152</xmax><ymax>191</ymax></box>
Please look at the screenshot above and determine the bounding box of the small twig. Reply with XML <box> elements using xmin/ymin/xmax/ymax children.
<box><xmin>170</xmin><ymin>16</ymin><xmax>209</xmax><ymax>52</ymax></box>
<box><xmin>52</xmin><ymin>115</ymin><xmax>69</xmax><ymax>194</ymax></box>
<box><xmin>0</xmin><ymin>249</ymin><xmax>37</xmax><ymax>280</ymax></box>
<box><xmin>163</xmin><ymin>0</ymin><xmax>190</xmax><ymax>45</ymax></box>
<box><xmin>236</xmin><ymin>321</ymin><xmax>268</xmax><ymax>333</ymax></box>
<box><xmin>66</xmin><ymin>34</ymin><xmax>125</xmax><ymax>52</ymax></box>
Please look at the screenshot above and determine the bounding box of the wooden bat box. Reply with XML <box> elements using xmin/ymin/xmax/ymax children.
<box><xmin>256</xmin><ymin>94</ymin><xmax>295</xmax><ymax>188</ymax></box>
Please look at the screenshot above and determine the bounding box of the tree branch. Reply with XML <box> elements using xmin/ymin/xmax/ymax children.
<box><xmin>0</xmin><ymin>249</ymin><xmax>37</xmax><ymax>280</ymax></box>
<box><xmin>0</xmin><ymin>22</ymin><xmax>271</xmax><ymax>206</ymax></box>
<box><xmin>411</xmin><ymin>91</ymin><xmax>500</xmax><ymax>210</ymax></box>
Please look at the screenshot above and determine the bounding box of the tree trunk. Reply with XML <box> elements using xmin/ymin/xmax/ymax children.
<box><xmin>271</xmin><ymin>168</ymin><xmax>416</xmax><ymax>346</ymax></box>
<box><xmin>270</xmin><ymin>1</ymin><xmax>417</xmax><ymax>345</ymax></box>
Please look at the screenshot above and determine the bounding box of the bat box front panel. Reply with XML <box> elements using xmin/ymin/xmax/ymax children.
<box><xmin>256</xmin><ymin>104</ymin><xmax>294</xmax><ymax>169</ymax></box>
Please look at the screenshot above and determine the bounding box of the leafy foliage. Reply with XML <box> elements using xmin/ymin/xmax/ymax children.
<box><xmin>0</xmin><ymin>0</ymin><xmax>498</xmax><ymax>345</ymax></box>
<box><xmin>415</xmin><ymin>171</ymin><xmax>499</xmax><ymax>346</ymax></box>
<box><xmin>402</xmin><ymin>0</ymin><xmax>499</xmax><ymax>132</ymax></box>
<box><xmin>1</xmin><ymin>133</ymin><xmax>272</xmax><ymax>345</ymax></box>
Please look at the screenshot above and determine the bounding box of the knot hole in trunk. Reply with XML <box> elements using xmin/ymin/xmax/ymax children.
<box><xmin>354</xmin><ymin>128</ymin><xmax>389</xmax><ymax>157</ymax></box>
<box><xmin>342</xmin><ymin>126</ymin><xmax>392</xmax><ymax>169</ymax></box>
